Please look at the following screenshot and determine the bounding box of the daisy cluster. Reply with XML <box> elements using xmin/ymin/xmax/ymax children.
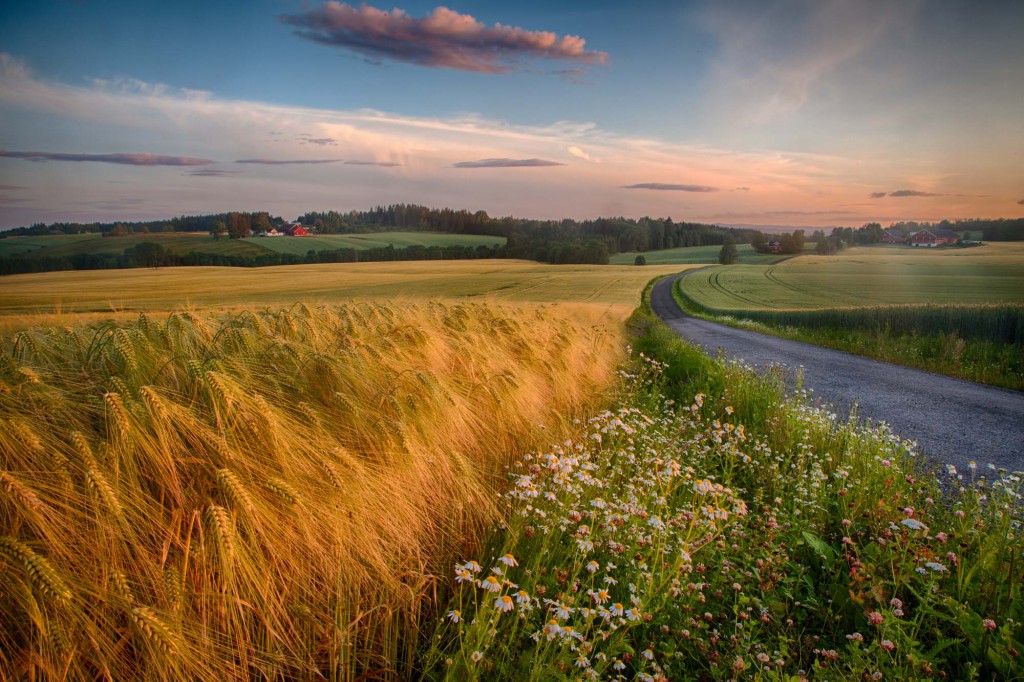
<box><xmin>429</xmin><ymin>400</ymin><xmax>750</xmax><ymax>680</ymax></box>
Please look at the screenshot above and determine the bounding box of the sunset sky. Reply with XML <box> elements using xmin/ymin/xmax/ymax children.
<box><xmin>1</xmin><ymin>0</ymin><xmax>1021</xmax><ymax>230</ymax></box>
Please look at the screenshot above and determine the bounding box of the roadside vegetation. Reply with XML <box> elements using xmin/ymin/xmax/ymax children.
<box><xmin>0</xmin><ymin>301</ymin><xmax>623</xmax><ymax>679</ymax></box>
<box><xmin>422</xmin><ymin>296</ymin><xmax>1024</xmax><ymax>680</ymax></box>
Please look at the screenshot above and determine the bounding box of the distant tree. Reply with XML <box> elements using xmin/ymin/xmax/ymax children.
<box><xmin>107</xmin><ymin>223</ymin><xmax>129</xmax><ymax>237</ymax></box>
<box><xmin>254</xmin><ymin>213</ymin><xmax>272</xmax><ymax>233</ymax></box>
<box><xmin>634</xmin><ymin>254</ymin><xmax>647</xmax><ymax>266</ymax></box>
<box><xmin>227</xmin><ymin>212</ymin><xmax>251</xmax><ymax>239</ymax></box>
<box><xmin>718</xmin><ymin>238</ymin><xmax>738</xmax><ymax>264</ymax></box>
<box><xmin>750</xmin><ymin>231</ymin><xmax>768</xmax><ymax>253</ymax></box>
<box><xmin>210</xmin><ymin>220</ymin><xmax>227</xmax><ymax>240</ymax></box>
<box><xmin>127</xmin><ymin>241</ymin><xmax>167</xmax><ymax>268</ymax></box>
<box><xmin>815</xmin><ymin>237</ymin><xmax>839</xmax><ymax>255</ymax></box>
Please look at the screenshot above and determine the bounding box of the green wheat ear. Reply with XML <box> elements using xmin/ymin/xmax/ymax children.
<box><xmin>0</xmin><ymin>536</ymin><xmax>73</xmax><ymax>603</ymax></box>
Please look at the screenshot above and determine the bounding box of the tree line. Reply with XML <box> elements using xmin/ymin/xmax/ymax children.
<box><xmin>0</xmin><ymin>242</ymin><xmax>504</xmax><ymax>276</ymax></box>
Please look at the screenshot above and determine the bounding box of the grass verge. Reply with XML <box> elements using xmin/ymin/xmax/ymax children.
<box><xmin>422</xmin><ymin>291</ymin><xmax>1023</xmax><ymax>680</ymax></box>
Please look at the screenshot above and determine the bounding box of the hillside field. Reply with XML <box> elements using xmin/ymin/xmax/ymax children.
<box><xmin>610</xmin><ymin>243</ymin><xmax>789</xmax><ymax>265</ymax></box>
<box><xmin>0</xmin><ymin>260</ymin><xmax>691</xmax><ymax>332</ymax></box>
<box><xmin>679</xmin><ymin>243</ymin><xmax>1024</xmax><ymax>310</ymax></box>
<box><xmin>0</xmin><ymin>231</ymin><xmax>505</xmax><ymax>260</ymax></box>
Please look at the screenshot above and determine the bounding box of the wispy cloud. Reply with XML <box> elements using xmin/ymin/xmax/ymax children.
<box><xmin>567</xmin><ymin>145</ymin><xmax>599</xmax><ymax>163</ymax></box>
<box><xmin>732</xmin><ymin>186</ymin><xmax>750</xmax><ymax>192</ymax></box>
<box><xmin>453</xmin><ymin>158</ymin><xmax>564</xmax><ymax>168</ymax></box>
<box><xmin>871</xmin><ymin>189</ymin><xmax>943</xmax><ymax>198</ymax></box>
<box><xmin>1018</xmin><ymin>199</ymin><xmax>1024</xmax><ymax>206</ymax></box>
<box><xmin>303</xmin><ymin>137</ymin><xmax>338</xmax><ymax>146</ymax></box>
<box><xmin>699</xmin><ymin>2</ymin><xmax>917</xmax><ymax>126</ymax></box>
<box><xmin>0</xmin><ymin>184</ymin><xmax>25</xmax><ymax>190</ymax></box>
<box><xmin>235</xmin><ymin>158</ymin><xmax>344</xmax><ymax>165</ymax></box>
<box><xmin>622</xmin><ymin>183</ymin><xmax>719</xmax><ymax>192</ymax></box>
<box><xmin>0</xmin><ymin>150</ymin><xmax>214</xmax><ymax>166</ymax></box>
<box><xmin>279</xmin><ymin>3</ymin><xmax>607</xmax><ymax>74</ymax></box>
<box><xmin>345</xmin><ymin>160</ymin><xmax>402</xmax><ymax>167</ymax></box>
<box><xmin>185</xmin><ymin>169</ymin><xmax>236</xmax><ymax>177</ymax></box>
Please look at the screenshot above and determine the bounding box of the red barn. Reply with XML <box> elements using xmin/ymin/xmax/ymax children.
<box><xmin>285</xmin><ymin>224</ymin><xmax>309</xmax><ymax>236</ymax></box>
<box><xmin>910</xmin><ymin>229</ymin><xmax>958</xmax><ymax>247</ymax></box>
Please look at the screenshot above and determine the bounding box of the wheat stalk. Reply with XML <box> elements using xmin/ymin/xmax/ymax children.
<box><xmin>130</xmin><ymin>607</ymin><xmax>179</xmax><ymax>656</ymax></box>
<box><xmin>204</xmin><ymin>504</ymin><xmax>235</xmax><ymax>559</ymax></box>
<box><xmin>216</xmin><ymin>469</ymin><xmax>255</xmax><ymax>514</ymax></box>
<box><xmin>0</xmin><ymin>536</ymin><xmax>72</xmax><ymax>603</ymax></box>
<box><xmin>0</xmin><ymin>471</ymin><xmax>43</xmax><ymax>511</ymax></box>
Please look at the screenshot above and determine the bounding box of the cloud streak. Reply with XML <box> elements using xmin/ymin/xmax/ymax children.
<box><xmin>622</xmin><ymin>183</ymin><xmax>719</xmax><ymax>192</ymax></box>
<box><xmin>871</xmin><ymin>189</ymin><xmax>944</xmax><ymax>198</ymax></box>
<box><xmin>185</xmin><ymin>169</ymin><xmax>235</xmax><ymax>177</ymax></box>
<box><xmin>0</xmin><ymin>150</ymin><xmax>214</xmax><ymax>166</ymax></box>
<box><xmin>344</xmin><ymin>160</ymin><xmax>401</xmax><ymax>167</ymax></box>
<box><xmin>235</xmin><ymin>158</ymin><xmax>344</xmax><ymax>165</ymax></box>
<box><xmin>453</xmin><ymin>157</ymin><xmax>564</xmax><ymax>168</ymax></box>
<box><xmin>279</xmin><ymin>3</ymin><xmax>607</xmax><ymax>74</ymax></box>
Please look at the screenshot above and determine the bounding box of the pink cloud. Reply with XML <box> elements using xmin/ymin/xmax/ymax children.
<box><xmin>280</xmin><ymin>3</ymin><xmax>607</xmax><ymax>74</ymax></box>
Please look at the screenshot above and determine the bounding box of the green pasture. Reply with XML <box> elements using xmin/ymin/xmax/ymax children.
<box><xmin>610</xmin><ymin>243</ymin><xmax>788</xmax><ymax>265</ymax></box>
<box><xmin>0</xmin><ymin>233</ymin><xmax>97</xmax><ymax>257</ymax></box>
<box><xmin>0</xmin><ymin>231</ymin><xmax>506</xmax><ymax>259</ymax></box>
<box><xmin>680</xmin><ymin>243</ymin><xmax>1024</xmax><ymax>310</ymax></box>
<box><xmin>252</xmin><ymin>231</ymin><xmax>504</xmax><ymax>255</ymax></box>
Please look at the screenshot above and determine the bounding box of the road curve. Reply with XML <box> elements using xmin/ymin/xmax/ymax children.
<box><xmin>651</xmin><ymin>273</ymin><xmax>1024</xmax><ymax>473</ymax></box>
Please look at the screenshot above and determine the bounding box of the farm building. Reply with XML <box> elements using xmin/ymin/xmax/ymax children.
<box><xmin>285</xmin><ymin>224</ymin><xmax>310</xmax><ymax>236</ymax></box>
<box><xmin>258</xmin><ymin>228</ymin><xmax>284</xmax><ymax>237</ymax></box>
<box><xmin>909</xmin><ymin>228</ymin><xmax>959</xmax><ymax>247</ymax></box>
<box><xmin>880</xmin><ymin>228</ymin><xmax>907</xmax><ymax>244</ymax></box>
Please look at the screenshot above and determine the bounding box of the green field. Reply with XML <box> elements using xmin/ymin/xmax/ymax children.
<box><xmin>679</xmin><ymin>244</ymin><xmax>1024</xmax><ymax>310</ymax></box>
<box><xmin>610</xmin><ymin>243</ymin><xmax>789</xmax><ymax>265</ymax></box>
<box><xmin>0</xmin><ymin>231</ymin><xmax>505</xmax><ymax>259</ymax></box>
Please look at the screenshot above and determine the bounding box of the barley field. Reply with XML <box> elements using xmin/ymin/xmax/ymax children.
<box><xmin>0</xmin><ymin>260</ymin><xmax>691</xmax><ymax>333</ymax></box>
<box><xmin>0</xmin><ymin>300</ymin><xmax>624</xmax><ymax>679</ymax></box>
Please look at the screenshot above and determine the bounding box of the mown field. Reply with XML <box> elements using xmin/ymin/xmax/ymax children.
<box><xmin>679</xmin><ymin>243</ymin><xmax>1024</xmax><ymax>310</ymax></box>
<box><xmin>677</xmin><ymin>244</ymin><xmax>1024</xmax><ymax>389</ymax></box>
<box><xmin>0</xmin><ymin>260</ymin><xmax>692</xmax><ymax>333</ymax></box>
<box><xmin>0</xmin><ymin>231</ymin><xmax>505</xmax><ymax>260</ymax></box>
<box><xmin>610</xmin><ymin>243</ymin><xmax>786</xmax><ymax>266</ymax></box>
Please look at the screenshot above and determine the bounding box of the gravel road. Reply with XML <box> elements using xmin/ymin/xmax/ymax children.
<box><xmin>651</xmin><ymin>273</ymin><xmax>1024</xmax><ymax>473</ymax></box>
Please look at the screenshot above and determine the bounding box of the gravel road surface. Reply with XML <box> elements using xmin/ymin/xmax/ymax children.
<box><xmin>651</xmin><ymin>273</ymin><xmax>1024</xmax><ymax>472</ymax></box>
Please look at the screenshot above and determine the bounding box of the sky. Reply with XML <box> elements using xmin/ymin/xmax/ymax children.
<box><xmin>0</xmin><ymin>0</ymin><xmax>1021</xmax><ymax>230</ymax></box>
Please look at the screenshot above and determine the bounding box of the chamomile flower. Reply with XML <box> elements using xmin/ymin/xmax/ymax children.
<box><xmin>494</xmin><ymin>595</ymin><xmax>514</xmax><ymax>612</ymax></box>
<box><xmin>498</xmin><ymin>553</ymin><xmax>518</xmax><ymax>567</ymax></box>
<box><xmin>446</xmin><ymin>609</ymin><xmax>461</xmax><ymax>623</ymax></box>
<box><xmin>481</xmin><ymin>575</ymin><xmax>502</xmax><ymax>592</ymax></box>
